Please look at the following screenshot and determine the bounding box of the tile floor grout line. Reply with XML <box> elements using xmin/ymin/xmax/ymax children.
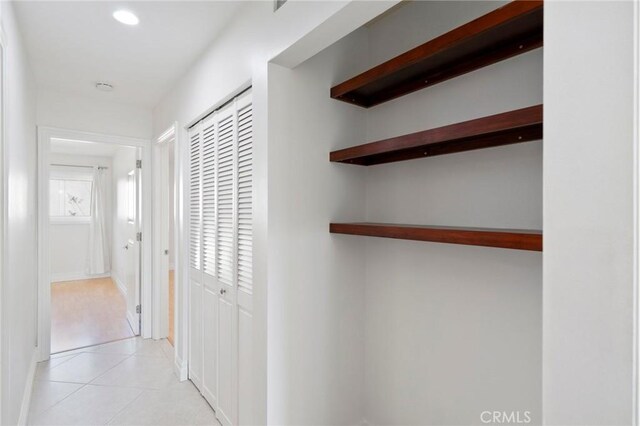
<box><xmin>85</xmin><ymin>342</ymin><xmax>174</xmax><ymax>387</ymax></box>
<box><xmin>51</xmin><ymin>335</ymin><xmax>139</xmax><ymax>357</ymax></box>
<box><xmin>30</xmin><ymin>338</ymin><xmax>201</xmax><ymax>426</ymax></box>
<box><xmin>30</xmin><ymin>347</ymin><xmax>142</xmax><ymax>423</ymax></box>
<box><xmin>41</xmin><ymin>352</ymin><xmax>133</xmax><ymax>386</ymax></box>
<box><xmin>39</xmin><ymin>352</ymin><xmax>81</xmax><ymax>373</ymax></box>
<box><xmin>102</xmin><ymin>389</ymin><xmax>147</xmax><ymax>426</ymax></box>
<box><xmin>34</xmin><ymin>379</ymin><xmax>87</xmax><ymax>385</ymax></box>
<box><xmin>29</xmin><ymin>382</ymin><xmax>89</xmax><ymax>424</ymax></box>
<box><xmin>30</xmin><ymin>346</ymin><xmax>136</xmax><ymax>423</ymax></box>
<box><xmin>32</xmin><ymin>344</ymin><xmax>143</xmax><ymax>422</ymax></box>
<box><xmin>36</xmin><ymin>379</ymin><xmax>159</xmax><ymax>391</ymax></box>
<box><xmin>49</xmin><ymin>351</ymin><xmax>82</xmax><ymax>360</ymax></box>
<box><xmin>81</xmin><ymin>382</ymin><xmax>166</xmax><ymax>391</ymax></box>
<box><xmin>85</xmin><ymin>353</ymin><xmax>136</xmax><ymax>386</ymax></box>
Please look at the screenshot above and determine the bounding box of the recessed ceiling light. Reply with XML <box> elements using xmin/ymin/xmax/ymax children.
<box><xmin>95</xmin><ymin>82</ymin><xmax>114</xmax><ymax>92</ymax></box>
<box><xmin>113</xmin><ymin>10</ymin><xmax>139</xmax><ymax>26</ymax></box>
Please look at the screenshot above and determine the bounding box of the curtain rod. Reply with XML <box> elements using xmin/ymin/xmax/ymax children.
<box><xmin>50</xmin><ymin>163</ymin><xmax>109</xmax><ymax>170</ymax></box>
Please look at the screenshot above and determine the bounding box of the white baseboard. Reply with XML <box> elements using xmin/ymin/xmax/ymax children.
<box><xmin>112</xmin><ymin>274</ymin><xmax>127</xmax><ymax>297</ymax></box>
<box><xmin>51</xmin><ymin>271</ymin><xmax>110</xmax><ymax>283</ymax></box>
<box><xmin>17</xmin><ymin>348</ymin><xmax>39</xmax><ymax>425</ymax></box>
<box><xmin>174</xmin><ymin>354</ymin><xmax>188</xmax><ymax>381</ymax></box>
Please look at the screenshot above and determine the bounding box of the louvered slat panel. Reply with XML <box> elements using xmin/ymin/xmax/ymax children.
<box><xmin>189</xmin><ymin>123</ymin><xmax>202</xmax><ymax>271</ymax></box>
<box><xmin>237</xmin><ymin>104</ymin><xmax>252</xmax><ymax>292</ymax></box>
<box><xmin>202</xmin><ymin>117</ymin><xmax>217</xmax><ymax>276</ymax></box>
<box><xmin>217</xmin><ymin>113</ymin><xmax>235</xmax><ymax>287</ymax></box>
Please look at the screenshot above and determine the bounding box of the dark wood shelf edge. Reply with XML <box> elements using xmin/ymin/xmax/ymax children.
<box><xmin>330</xmin><ymin>0</ymin><xmax>543</xmax><ymax>108</ymax></box>
<box><xmin>330</xmin><ymin>105</ymin><xmax>543</xmax><ymax>166</ymax></box>
<box><xmin>330</xmin><ymin>223</ymin><xmax>542</xmax><ymax>251</ymax></box>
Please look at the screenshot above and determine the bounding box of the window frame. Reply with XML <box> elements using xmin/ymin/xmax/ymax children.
<box><xmin>49</xmin><ymin>168</ymin><xmax>94</xmax><ymax>224</ymax></box>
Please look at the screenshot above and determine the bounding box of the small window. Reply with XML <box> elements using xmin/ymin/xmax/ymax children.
<box><xmin>127</xmin><ymin>170</ymin><xmax>136</xmax><ymax>223</ymax></box>
<box><xmin>49</xmin><ymin>171</ymin><xmax>93</xmax><ymax>223</ymax></box>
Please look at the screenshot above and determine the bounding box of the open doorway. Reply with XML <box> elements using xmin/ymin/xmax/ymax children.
<box><xmin>154</xmin><ymin>125</ymin><xmax>176</xmax><ymax>349</ymax></box>
<box><xmin>168</xmin><ymin>140</ymin><xmax>175</xmax><ymax>345</ymax></box>
<box><xmin>47</xmin><ymin>139</ymin><xmax>141</xmax><ymax>353</ymax></box>
<box><xmin>38</xmin><ymin>127</ymin><xmax>152</xmax><ymax>361</ymax></box>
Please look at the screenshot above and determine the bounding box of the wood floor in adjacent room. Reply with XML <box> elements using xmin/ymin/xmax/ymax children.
<box><xmin>51</xmin><ymin>277</ymin><xmax>135</xmax><ymax>354</ymax></box>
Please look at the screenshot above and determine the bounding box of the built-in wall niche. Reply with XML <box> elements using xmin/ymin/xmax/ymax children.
<box><xmin>265</xmin><ymin>0</ymin><xmax>542</xmax><ymax>423</ymax></box>
<box><xmin>330</xmin><ymin>0</ymin><xmax>543</xmax><ymax>251</ymax></box>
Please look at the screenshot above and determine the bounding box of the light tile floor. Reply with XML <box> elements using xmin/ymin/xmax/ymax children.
<box><xmin>28</xmin><ymin>337</ymin><xmax>219</xmax><ymax>426</ymax></box>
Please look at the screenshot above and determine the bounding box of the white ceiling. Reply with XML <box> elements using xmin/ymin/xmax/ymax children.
<box><xmin>13</xmin><ymin>1</ymin><xmax>243</xmax><ymax>107</ymax></box>
<box><xmin>50</xmin><ymin>138</ymin><xmax>123</xmax><ymax>157</ymax></box>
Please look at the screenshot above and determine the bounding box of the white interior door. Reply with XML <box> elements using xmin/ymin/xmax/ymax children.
<box><xmin>188</xmin><ymin>89</ymin><xmax>253</xmax><ymax>426</ymax></box>
<box><xmin>154</xmin><ymin>137</ymin><xmax>173</xmax><ymax>341</ymax></box>
<box><xmin>214</xmin><ymin>101</ymin><xmax>236</xmax><ymax>426</ymax></box>
<box><xmin>125</xmin><ymin>162</ymin><xmax>141</xmax><ymax>335</ymax></box>
<box><xmin>201</xmin><ymin>112</ymin><xmax>219</xmax><ymax>409</ymax></box>
<box><xmin>235</xmin><ymin>96</ymin><xmax>254</xmax><ymax>426</ymax></box>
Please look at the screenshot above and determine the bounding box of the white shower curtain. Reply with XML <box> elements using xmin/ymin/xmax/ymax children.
<box><xmin>86</xmin><ymin>167</ymin><xmax>110</xmax><ymax>275</ymax></box>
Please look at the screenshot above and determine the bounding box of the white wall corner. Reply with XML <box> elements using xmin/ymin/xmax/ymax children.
<box><xmin>17</xmin><ymin>348</ymin><xmax>38</xmax><ymax>426</ymax></box>
<box><xmin>271</xmin><ymin>0</ymin><xmax>400</xmax><ymax>69</ymax></box>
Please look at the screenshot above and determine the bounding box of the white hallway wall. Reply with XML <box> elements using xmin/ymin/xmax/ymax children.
<box><xmin>152</xmin><ymin>1</ymin><xmax>397</xmax><ymax>423</ymax></box>
<box><xmin>0</xmin><ymin>1</ymin><xmax>38</xmax><ymax>425</ymax></box>
<box><xmin>267</xmin><ymin>28</ymin><xmax>369</xmax><ymax>423</ymax></box>
<box><xmin>49</xmin><ymin>153</ymin><xmax>112</xmax><ymax>282</ymax></box>
<box><xmin>37</xmin><ymin>89</ymin><xmax>152</xmax><ymax>140</ymax></box>
<box><xmin>544</xmin><ymin>2</ymin><xmax>636</xmax><ymax>424</ymax></box>
<box><xmin>155</xmin><ymin>0</ymin><xmax>639</xmax><ymax>424</ymax></box>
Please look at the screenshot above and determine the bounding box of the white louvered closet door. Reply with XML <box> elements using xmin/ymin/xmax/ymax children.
<box><xmin>215</xmin><ymin>100</ymin><xmax>236</xmax><ymax>426</ymax></box>
<box><xmin>235</xmin><ymin>95</ymin><xmax>253</xmax><ymax>426</ymax></box>
<box><xmin>188</xmin><ymin>89</ymin><xmax>253</xmax><ymax>426</ymax></box>
<box><xmin>188</xmin><ymin>121</ymin><xmax>204</xmax><ymax>391</ymax></box>
<box><xmin>200</xmin><ymin>113</ymin><xmax>219</xmax><ymax>408</ymax></box>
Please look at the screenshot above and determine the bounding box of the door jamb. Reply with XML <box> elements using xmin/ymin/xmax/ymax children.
<box><xmin>153</xmin><ymin>123</ymin><xmax>186</xmax><ymax>379</ymax></box>
<box><xmin>0</xmin><ymin>25</ymin><xmax>6</xmax><ymax>425</ymax></box>
<box><xmin>36</xmin><ymin>126</ymin><xmax>152</xmax><ymax>361</ymax></box>
<box><xmin>634</xmin><ymin>0</ymin><xmax>640</xmax><ymax>423</ymax></box>
<box><xmin>153</xmin><ymin>126</ymin><xmax>173</xmax><ymax>340</ymax></box>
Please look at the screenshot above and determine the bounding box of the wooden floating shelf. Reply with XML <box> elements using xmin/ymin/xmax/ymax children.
<box><xmin>330</xmin><ymin>223</ymin><xmax>542</xmax><ymax>252</ymax></box>
<box><xmin>330</xmin><ymin>104</ymin><xmax>542</xmax><ymax>166</ymax></box>
<box><xmin>330</xmin><ymin>0</ymin><xmax>543</xmax><ymax>108</ymax></box>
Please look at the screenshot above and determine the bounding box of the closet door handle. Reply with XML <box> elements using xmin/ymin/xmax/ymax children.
<box><xmin>123</xmin><ymin>244</ymin><xmax>129</xmax><ymax>250</ymax></box>
<box><xmin>219</xmin><ymin>288</ymin><xmax>226</xmax><ymax>295</ymax></box>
